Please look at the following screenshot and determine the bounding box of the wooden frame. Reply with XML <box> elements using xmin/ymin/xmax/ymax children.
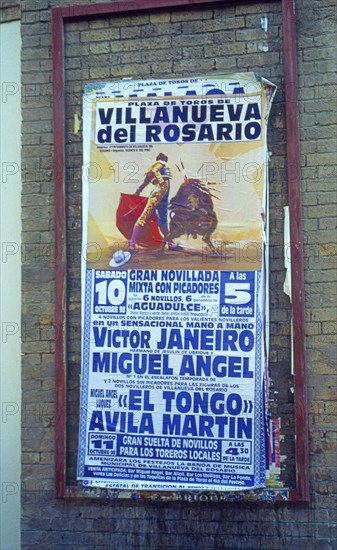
<box><xmin>52</xmin><ymin>0</ymin><xmax>309</xmax><ymax>502</ymax></box>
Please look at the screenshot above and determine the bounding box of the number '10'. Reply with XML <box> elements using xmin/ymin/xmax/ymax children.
<box><xmin>95</xmin><ymin>280</ymin><xmax>126</xmax><ymax>305</ymax></box>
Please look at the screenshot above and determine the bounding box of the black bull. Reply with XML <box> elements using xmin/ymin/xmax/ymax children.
<box><xmin>165</xmin><ymin>178</ymin><xmax>218</xmax><ymax>254</ymax></box>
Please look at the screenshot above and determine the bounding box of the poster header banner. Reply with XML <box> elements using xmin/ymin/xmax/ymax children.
<box><xmin>94</xmin><ymin>97</ymin><xmax>263</xmax><ymax>145</ymax></box>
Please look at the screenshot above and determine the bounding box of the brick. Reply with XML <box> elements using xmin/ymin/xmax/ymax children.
<box><xmin>150</xmin><ymin>12</ymin><xmax>170</xmax><ymax>24</ymax></box>
<box><xmin>318</xmin><ymin>164</ymin><xmax>337</xmax><ymax>179</ymax></box>
<box><xmin>211</xmin><ymin>57</ymin><xmax>238</xmax><ymax>72</ymax></box>
<box><xmin>89</xmin><ymin>41</ymin><xmax>110</xmax><ymax>54</ymax></box>
<box><xmin>204</xmin><ymin>18</ymin><xmax>242</xmax><ymax>34</ymax></box>
<box><xmin>308</xmin><ymin>204</ymin><xmax>337</xmax><ymax>218</ymax></box>
<box><xmin>320</xmin><ymin>243</ymin><xmax>337</xmax><ymax>257</ymax></box>
<box><xmin>315</xmin><ymin>59</ymin><xmax>337</xmax><ymax>75</ymax></box>
<box><xmin>182</xmin><ymin>46</ymin><xmax>203</xmax><ymax>60</ymax></box>
<box><xmin>142</xmin><ymin>48</ymin><xmax>182</xmax><ymax>63</ymax></box>
<box><xmin>237</xmin><ymin>52</ymin><xmax>280</xmax><ymax>68</ymax></box>
<box><xmin>236</xmin><ymin>28</ymin><xmax>268</xmax><ymax>42</ymax></box>
<box><xmin>171</xmin><ymin>9</ymin><xmax>213</xmax><ymax>22</ymax></box>
<box><xmin>174</xmin><ymin>33</ymin><xmax>213</xmax><ymax>47</ymax></box>
<box><xmin>81</xmin><ymin>28</ymin><xmax>120</xmax><ymax>42</ymax></box>
<box><xmin>173</xmin><ymin>58</ymin><xmax>216</xmax><ymax>73</ymax></box>
<box><xmin>149</xmin><ymin>61</ymin><xmax>174</xmax><ymax>75</ymax></box>
<box><xmin>176</xmin><ymin>19</ymin><xmax>205</xmax><ymax>34</ymax></box>
<box><xmin>142</xmin><ymin>22</ymin><xmax>183</xmax><ymax>38</ymax></box>
<box><xmin>205</xmin><ymin>43</ymin><xmax>246</xmax><ymax>57</ymax></box>
<box><xmin>0</xmin><ymin>3</ymin><xmax>20</xmax><ymax>22</ymax></box>
<box><xmin>303</xmin><ymin>46</ymin><xmax>336</xmax><ymax>62</ymax></box>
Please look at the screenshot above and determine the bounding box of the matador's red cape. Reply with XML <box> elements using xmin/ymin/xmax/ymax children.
<box><xmin>116</xmin><ymin>193</ymin><xmax>164</xmax><ymax>250</ymax></box>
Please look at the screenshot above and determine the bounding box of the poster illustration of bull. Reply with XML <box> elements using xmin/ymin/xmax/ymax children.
<box><xmin>78</xmin><ymin>74</ymin><xmax>276</xmax><ymax>492</ymax></box>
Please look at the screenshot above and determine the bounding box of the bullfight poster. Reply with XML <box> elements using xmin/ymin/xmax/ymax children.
<box><xmin>77</xmin><ymin>74</ymin><xmax>276</xmax><ymax>491</ymax></box>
